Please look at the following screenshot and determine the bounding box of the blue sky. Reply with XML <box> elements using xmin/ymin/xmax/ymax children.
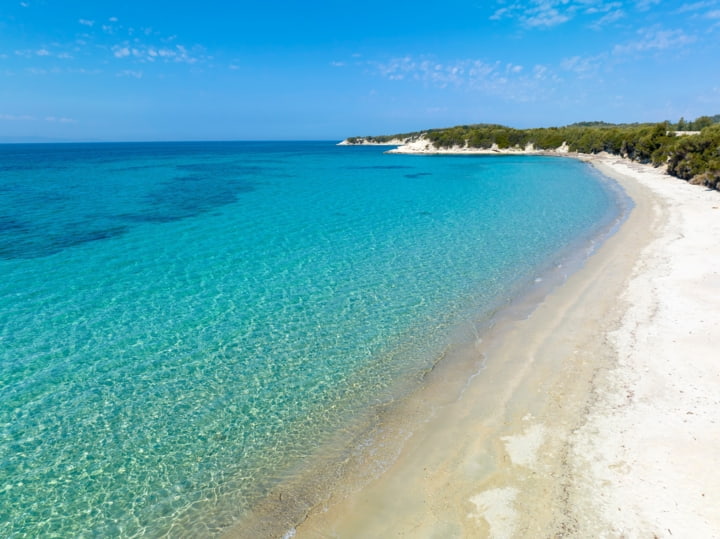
<box><xmin>1</xmin><ymin>0</ymin><xmax>719</xmax><ymax>141</ymax></box>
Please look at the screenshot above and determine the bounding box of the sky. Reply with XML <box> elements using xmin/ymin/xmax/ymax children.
<box><xmin>1</xmin><ymin>0</ymin><xmax>719</xmax><ymax>141</ymax></box>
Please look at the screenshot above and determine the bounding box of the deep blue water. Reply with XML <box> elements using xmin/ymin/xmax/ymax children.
<box><xmin>0</xmin><ymin>141</ymin><xmax>619</xmax><ymax>536</ymax></box>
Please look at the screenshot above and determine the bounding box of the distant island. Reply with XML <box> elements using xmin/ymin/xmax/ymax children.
<box><xmin>341</xmin><ymin>115</ymin><xmax>720</xmax><ymax>190</ymax></box>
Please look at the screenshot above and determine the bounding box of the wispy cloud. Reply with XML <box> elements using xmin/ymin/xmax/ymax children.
<box><xmin>491</xmin><ymin>0</ymin><xmax>571</xmax><ymax>27</ymax></box>
<box><xmin>1</xmin><ymin>113</ymin><xmax>77</xmax><ymax>123</ymax></box>
<box><xmin>112</xmin><ymin>46</ymin><xmax>131</xmax><ymax>58</ymax></box>
<box><xmin>558</xmin><ymin>25</ymin><xmax>695</xmax><ymax>78</ymax></box>
<box><xmin>110</xmin><ymin>42</ymin><xmax>206</xmax><ymax>64</ymax></box>
<box><xmin>524</xmin><ymin>2</ymin><xmax>571</xmax><ymax>27</ymax></box>
<box><xmin>9</xmin><ymin>13</ymin><xmax>210</xmax><ymax>76</ymax></box>
<box><xmin>590</xmin><ymin>9</ymin><xmax>625</xmax><ymax>29</ymax></box>
<box><xmin>612</xmin><ymin>27</ymin><xmax>696</xmax><ymax>55</ymax></box>
<box><xmin>117</xmin><ymin>70</ymin><xmax>143</xmax><ymax>78</ymax></box>
<box><xmin>374</xmin><ymin>56</ymin><xmax>498</xmax><ymax>86</ymax></box>
<box><xmin>0</xmin><ymin>113</ymin><xmax>35</xmax><ymax>121</ymax></box>
<box><xmin>584</xmin><ymin>1</ymin><xmax>623</xmax><ymax>15</ymax></box>
<box><xmin>561</xmin><ymin>53</ymin><xmax>608</xmax><ymax>77</ymax></box>
<box><xmin>14</xmin><ymin>47</ymin><xmax>74</xmax><ymax>60</ymax></box>
<box><xmin>490</xmin><ymin>0</ymin><xmax>637</xmax><ymax>29</ymax></box>
<box><xmin>634</xmin><ymin>0</ymin><xmax>661</xmax><ymax>10</ymax></box>
<box><xmin>371</xmin><ymin>55</ymin><xmax>560</xmax><ymax>102</ymax></box>
<box><xmin>675</xmin><ymin>1</ymin><xmax>719</xmax><ymax>13</ymax></box>
<box><xmin>45</xmin><ymin>116</ymin><xmax>76</xmax><ymax>123</ymax></box>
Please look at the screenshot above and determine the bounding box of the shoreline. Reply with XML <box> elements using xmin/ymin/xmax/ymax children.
<box><xmin>286</xmin><ymin>151</ymin><xmax>720</xmax><ymax>537</ymax></box>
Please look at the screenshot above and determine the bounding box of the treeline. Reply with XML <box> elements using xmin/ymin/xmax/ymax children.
<box><xmin>673</xmin><ymin>115</ymin><xmax>720</xmax><ymax>131</ymax></box>
<box><xmin>344</xmin><ymin>132</ymin><xmax>421</xmax><ymax>144</ymax></box>
<box><xmin>351</xmin><ymin>116</ymin><xmax>720</xmax><ymax>190</ymax></box>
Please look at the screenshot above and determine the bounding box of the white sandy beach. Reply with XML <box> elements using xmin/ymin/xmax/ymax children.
<box><xmin>288</xmin><ymin>146</ymin><xmax>720</xmax><ymax>537</ymax></box>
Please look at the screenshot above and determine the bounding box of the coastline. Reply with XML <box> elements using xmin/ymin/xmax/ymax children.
<box><xmin>287</xmin><ymin>150</ymin><xmax>720</xmax><ymax>537</ymax></box>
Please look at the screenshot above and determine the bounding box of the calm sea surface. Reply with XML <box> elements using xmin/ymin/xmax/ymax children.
<box><xmin>0</xmin><ymin>141</ymin><xmax>620</xmax><ymax>536</ymax></box>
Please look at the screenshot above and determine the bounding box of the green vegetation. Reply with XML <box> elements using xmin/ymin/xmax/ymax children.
<box><xmin>667</xmin><ymin>124</ymin><xmax>720</xmax><ymax>189</ymax></box>
<box><xmin>349</xmin><ymin>115</ymin><xmax>720</xmax><ymax>190</ymax></box>
<box><xmin>344</xmin><ymin>132</ymin><xmax>422</xmax><ymax>144</ymax></box>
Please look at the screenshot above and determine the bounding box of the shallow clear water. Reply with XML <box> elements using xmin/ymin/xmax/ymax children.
<box><xmin>0</xmin><ymin>141</ymin><xmax>618</xmax><ymax>537</ymax></box>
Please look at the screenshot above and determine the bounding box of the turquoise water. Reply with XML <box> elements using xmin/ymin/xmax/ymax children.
<box><xmin>0</xmin><ymin>142</ymin><xmax>619</xmax><ymax>537</ymax></box>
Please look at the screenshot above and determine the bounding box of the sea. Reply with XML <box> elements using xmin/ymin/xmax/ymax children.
<box><xmin>0</xmin><ymin>141</ymin><xmax>625</xmax><ymax>537</ymax></box>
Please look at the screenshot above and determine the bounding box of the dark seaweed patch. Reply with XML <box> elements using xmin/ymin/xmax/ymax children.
<box><xmin>0</xmin><ymin>216</ymin><xmax>28</xmax><ymax>233</ymax></box>
<box><xmin>347</xmin><ymin>165</ymin><xmax>414</xmax><ymax>170</ymax></box>
<box><xmin>58</xmin><ymin>226</ymin><xmax>130</xmax><ymax>248</ymax></box>
<box><xmin>0</xmin><ymin>225</ymin><xmax>129</xmax><ymax>259</ymax></box>
<box><xmin>117</xmin><ymin>172</ymin><xmax>256</xmax><ymax>225</ymax></box>
<box><xmin>404</xmin><ymin>172</ymin><xmax>433</xmax><ymax>179</ymax></box>
<box><xmin>0</xmin><ymin>164</ymin><xmax>39</xmax><ymax>172</ymax></box>
<box><xmin>110</xmin><ymin>164</ymin><xmax>165</xmax><ymax>172</ymax></box>
<box><xmin>0</xmin><ymin>174</ymin><xmax>256</xmax><ymax>259</ymax></box>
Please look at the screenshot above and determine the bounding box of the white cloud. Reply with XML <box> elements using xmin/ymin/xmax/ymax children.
<box><xmin>613</xmin><ymin>27</ymin><xmax>696</xmax><ymax>55</ymax></box>
<box><xmin>10</xmin><ymin>47</ymin><xmax>73</xmax><ymax>59</ymax></box>
<box><xmin>533</xmin><ymin>64</ymin><xmax>551</xmax><ymax>79</ymax></box>
<box><xmin>113</xmin><ymin>46</ymin><xmax>131</xmax><ymax>58</ymax></box>
<box><xmin>110</xmin><ymin>40</ymin><xmax>206</xmax><ymax>64</ymax></box>
<box><xmin>675</xmin><ymin>1</ymin><xmax>719</xmax><ymax>13</ymax></box>
<box><xmin>634</xmin><ymin>0</ymin><xmax>661</xmax><ymax>10</ymax></box>
<box><xmin>10</xmin><ymin>12</ymin><xmax>210</xmax><ymax>75</ymax></box>
<box><xmin>490</xmin><ymin>0</ymin><xmax>635</xmax><ymax>28</ymax></box>
<box><xmin>330</xmin><ymin>61</ymin><xmax>345</xmax><ymax>67</ymax></box>
<box><xmin>491</xmin><ymin>0</ymin><xmax>574</xmax><ymax>27</ymax></box>
<box><xmin>525</xmin><ymin>4</ymin><xmax>571</xmax><ymax>27</ymax></box>
<box><xmin>490</xmin><ymin>7</ymin><xmax>510</xmax><ymax>20</ymax></box>
<box><xmin>19</xmin><ymin>1</ymin><xmax>29</xmax><ymax>7</ymax></box>
<box><xmin>51</xmin><ymin>67</ymin><xmax>101</xmax><ymax>75</ymax></box>
<box><xmin>590</xmin><ymin>9</ymin><xmax>625</xmax><ymax>28</ymax></box>
<box><xmin>0</xmin><ymin>113</ymin><xmax>35</xmax><ymax>121</ymax></box>
<box><xmin>584</xmin><ymin>2</ymin><xmax>623</xmax><ymax>15</ymax></box>
<box><xmin>117</xmin><ymin>70</ymin><xmax>143</xmax><ymax>78</ymax></box>
<box><xmin>372</xmin><ymin>55</ymin><xmax>555</xmax><ymax>101</ymax></box>
<box><xmin>45</xmin><ymin>116</ymin><xmax>77</xmax><ymax>123</ymax></box>
<box><xmin>561</xmin><ymin>53</ymin><xmax>607</xmax><ymax>77</ymax></box>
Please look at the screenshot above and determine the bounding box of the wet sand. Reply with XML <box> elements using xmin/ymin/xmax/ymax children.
<box><xmin>290</xmin><ymin>154</ymin><xmax>720</xmax><ymax>538</ymax></box>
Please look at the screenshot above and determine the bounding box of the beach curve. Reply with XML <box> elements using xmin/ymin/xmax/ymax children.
<box><xmin>285</xmin><ymin>152</ymin><xmax>720</xmax><ymax>538</ymax></box>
